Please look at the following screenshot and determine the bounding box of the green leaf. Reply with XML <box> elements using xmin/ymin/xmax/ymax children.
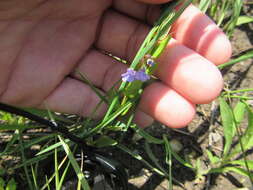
<box><xmin>0</xmin><ymin>177</ymin><xmax>5</xmax><ymax>190</ymax></box>
<box><xmin>206</xmin><ymin>150</ymin><xmax>220</xmax><ymax>164</ymax></box>
<box><xmin>124</xmin><ymin>80</ymin><xmax>143</xmax><ymax>98</ymax></box>
<box><xmin>228</xmin><ymin>160</ymin><xmax>253</xmax><ymax>170</ymax></box>
<box><xmin>58</xmin><ymin>161</ymin><xmax>71</xmax><ymax>190</ymax></box>
<box><xmin>31</xmin><ymin>166</ymin><xmax>38</xmax><ymax>190</ymax></box>
<box><xmin>76</xmin><ymin>70</ymin><xmax>109</xmax><ymax>104</ymax></box>
<box><xmin>13</xmin><ymin>152</ymin><xmax>51</xmax><ymax>169</ymax></box>
<box><xmin>163</xmin><ymin>136</ymin><xmax>173</xmax><ymax>190</ymax></box>
<box><xmin>93</xmin><ymin>136</ymin><xmax>118</xmax><ymax>148</ymax></box>
<box><xmin>82</xmin><ymin>101</ymin><xmax>133</xmax><ymax>138</ymax></box>
<box><xmin>54</xmin><ymin>148</ymin><xmax>60</xmax><ymax>189</ymax></box>
<box><xmin>233</xmin><ymin>100</ymin><xmax>247</xmax><ymax>125</ymax></box>
<box><xmin>208</xmin><ymin>166</ymin><xmax>251</xmax><ymax>177</ymax></box>
<box><xmin>229</xmin><ymin>105</ymin><xmax>253</xmax><ymax>157</ymax></box>
<box><xmin>163</xmin><ymin>135</ymin><xmax>193</xmax><ymax>169</ymax></box>
<box><xmin>117</xmin><ymin>144</ymin><xmax>166</xmax><ymax>176</ymax></box>
<box><xmin>236</xmin><ymin>16</ymin><xmax>253</xmax><ymax>26</ymax></box>
<box><xmin>223</xmin><ymin>167</ymin><xmax>251</xmax><ymax>177</ymax></box>
<box><xmin>131</xmin><ymin>125</ymin><xmax>164</xmax><ymax>144</ymax></box>
<box><xmin>59</xmin><ymin>136</ymin><xmax>90</xmax><ymax>190</ymax></box>
<box><xmin>198</xmin><ymin>0</ymin><xmax>211</xmax><ymax>13</ymax></box>
<box><xmin>219</xmin><ymin>97</ymin><xmax>236</xmax><ymax>156</ymax></box>
<box><xmin>151</xmin><ymin>35</ymin><xmax>171</xmax><ymax>58</ymax></box>
<box><xmin>218</xmin><ymin>49</ymin><xmax>253</xmax><ymax>69</ymax></box>
<box><xmin>145</xmin><ymin>141</ymin><xmax>168</xmax><ymax>177</ymax></box>
<box><xmin>36</xmin><ymin>139</ymin><xmax>72</xmax><ymax>156</ymax></box>
<box><xmin>6</xmin><ymin>178</ymin><xmax>16</xmax><ymax>190</ymax></box>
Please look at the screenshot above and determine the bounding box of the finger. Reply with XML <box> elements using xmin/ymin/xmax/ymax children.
<box><xmin>71</xmin><ymin>49</ymin><xmax>127</xmax><ymax>91</ymax></box>
<box><xmin>170</xmin><ymin>4</ymin><xmax>232</xmax><ymax>65</ymax></box>
<box><xmin>38</xmin><ymin>77</ymin><xmax>107</xmax><ymax>118</ymax></box>
<box><xmin>139</xmin><ymin>82</ymin><xmax>196</xmax><ymax>128</ymax></box>
<box><xmin>155</xmin><ymin>39</ymin><xmax>224</xmax><ymax>104</ymax></box>
<box><xmin>99</xmin><ymin>5</ymin><xmax>231</xmax><ymax>64</ymax></box>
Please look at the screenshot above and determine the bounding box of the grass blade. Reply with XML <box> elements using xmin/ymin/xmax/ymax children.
<box><xmin>233</xmin><ymin>100</ymin><xmax>247</xmax><ymax>125</ymax></box>
<box><xmin>218</xmin><ymin>49</ymin><xmax>253</xmax><ymax>69</ymax></box>
<box><xmin>229</xmin><ymin>103</ymin><xmax>253</xmax><ymax>157</ymax></box>
<box><xmin>219</xmin><ymin>97</ymin><xmax>236</xmax><ymax>156</ymax></box>
<box><xmin>144</xmin><ymin>141</ymin><xmax>169</xmax><ymax>177</ymax></box>
<box><xmin>209</xmin><ymin>167</ymin><xmax>251</xmax><ymax>177</ymax></box>
<box><xmin>163</xmin><ymin>135</ymin><xmax>193</xmax><ymax>169</ymax></box>
<box><xmin>236</xmin><ymin>16</ymin><xmax>253</xmax><ymax>26</ymax></box>
<box><xmin>198</xmin><ymin>0</ymin><xmax>211</xmax><ymax>13</ymax></box>
<box><xmin>58</xmin><ymin>136</ymin><xmax>90</xmax><ymax>190</ymax></box>
<box><xmin>228</xmin><ymin>160</ymin><xmax>253</xmax><ymax>170</ymax></box>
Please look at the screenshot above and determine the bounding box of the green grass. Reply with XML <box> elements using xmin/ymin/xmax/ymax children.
<box><xmin>1</xmin><ymin>0</ymin><xmax>253</xmax><ymax>189</ymax></box>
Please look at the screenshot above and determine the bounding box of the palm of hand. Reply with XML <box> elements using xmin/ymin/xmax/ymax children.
<box><xmin>0</xmin><ymin>0</ymin><xmax>231</xmax><ymax>128</ymax></box>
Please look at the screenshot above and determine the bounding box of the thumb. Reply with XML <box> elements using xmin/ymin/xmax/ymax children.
<box><xmin>135</xmin><ymin>0</ymin><xmax>172</xmax><ymax>4</ymax></box>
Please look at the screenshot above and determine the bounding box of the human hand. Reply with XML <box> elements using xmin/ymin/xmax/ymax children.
<box><xmin>0</xmin><ymin>0</ymin><xmax>231</xmax><ymax>128</ymax></box>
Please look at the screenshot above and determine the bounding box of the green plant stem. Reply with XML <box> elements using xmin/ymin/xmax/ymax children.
<box><xmin>18</xmin><ymin>130</ymin><xmax>34</xmax><ymax>190</ymax></box>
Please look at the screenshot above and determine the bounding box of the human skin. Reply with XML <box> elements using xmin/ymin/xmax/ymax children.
<box><xmin>0</xmin><ymin>0</ymin><xmax>231</xmax><ymax>128</ymax></box>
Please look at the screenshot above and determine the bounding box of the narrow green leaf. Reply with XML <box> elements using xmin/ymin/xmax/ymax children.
<box><xmin>199</xmin><ymin>0</ymin><xmax>211</xmax><ymax>13</ymax></box>
<box><xmin>206</xmin><ymin>150</ymin><xmax>220</xmax><ymax>164</ymax></box>
<box><xmin>228</xmin><ymin>160</ymin><xmax>253</xmax><ymax>170</ymax></box>
<box><xmin>6</xmin><ymin>178</ymin><xmax>16</xmax><ymax>190</ymax></box>
<box><xmin>31</xmin><ymin>166</ymin><xmax>38</xmax><ymax>190</ymax></box>
<box><xmin>23</xmin><ymin>134</ymin><xmax>55</xmax><ymax>150</ymax></box>
<box><xmin>151</xmin><ymin>35</ymin><xmax>171</xmax><ymax>58</ymax></box>
<box><xmin>229</xmin><ymin>105</ymin><xmax>253</xmax><ymax>157</ymax></box>
<box><xmin>131</xmin><ymin>125</ymin><xmax>164</xmax><ymax>144</ymax></box>
<box><xmin>117</xmin><ymin>144</ymin><xmax>166</xmax><ymax>176</ymax></box>
<box><xmin>233</xmin><ymin>100</ymin><xmax>247</xmax><ymax>125</ymax></box>
<box><xmin>163</xmin><ymin>135</ymin><xmax>193</xmax><ymax>169</ymax></box>
<box><xmin>13</xmin><ymin>153</ymin><xmax>51</xmax><ymax>169</ymax></box>
<box><xmin>0</xmin><ymin>177</ymin><xmax>5</xmax><ymax>190</ymax></box>
<box><xmin>36</xmin><ymin>139</ymin><xmax>72</xmax><ymax>156</ymax></box>
<box><xmin>236</xmin><ymin>16</ymin><xmax>253</xmax><ymax>26</ymax></box>
<box><xmin>145</xmin><ymin>141</ymin><xmax>168</xmax><ymax>176</ymax></box>
<box><xmin>82</xmin><ymin>101</ymin><xmax>133</xmax><ymax>138</ymax></box>
<box><xmin>76</xmin><ymin>70</ymin><xmax>109</xmax><ymax>104</ymax></box>
<box><xmin>58</xmin><ymin>136</ymin><xmax>90</xmax><ymax>190</ymax></box>
<box><xmin>58</xmin><ymin>161</ymin><xmax>71</xmax><ymax>190</ymax></box>
<box><xmin>219</xmin><ymin>97</ymin><xmax>236</xmax><ymax>156</ymax></box>
<box><xmin>218</xmin><ymin>50</ymin><xmax>253</xmax><ymax>69</ymax></box>
<box><xmin>93</xmin><ymin>136</ymin><xmax>118</xmax><ymax>148</ymax></box>
<box><xmin>222</xmin><ymin>167</ymin><xmax>251</xmax><ymax>177</ymax></box>
<box><xmin>163</xmin><ymin>135</ymin><xmax>173</xmax><ymax>190</ymax></box>
<box><xmin>54</xmin><ymin>148</ymin><xmax>59</xmax><ymax>189</ymax></box>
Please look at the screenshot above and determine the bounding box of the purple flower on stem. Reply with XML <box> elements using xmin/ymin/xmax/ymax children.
<box><xmin>121</xmin><ymin>68</ymin><xmax>136</xmax><ymax>82</ymax></box>
<box><xmin>135</xmin><ymin>69</ymin><xmax>150</xmax><ymax>82</ymax></box>
<box><xmin>122</xmin><ymin>68</ymin><xmax>150</xmax><ymax>82</ymax></box>
<box><xmin>146</xmin><ymin>58</ymin><xmax>155</xmax><ymax>67</ymax></box>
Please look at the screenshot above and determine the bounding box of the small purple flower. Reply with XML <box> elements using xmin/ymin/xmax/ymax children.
<box><xmin>121</xmin><ymin>68</ymin><xmax>136</xmax><ymax>82</ymax></box>
<box><xmin>146</xmin><ymin>58</ymin><xmax>155</xmax><ymax>67</ymax></box>
<box><xmin>135</xmin><ymin>69</ymin><xmax>150</xmax><ymax>82</ymax></box>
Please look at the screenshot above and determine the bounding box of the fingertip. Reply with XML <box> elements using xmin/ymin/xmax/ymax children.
<box><xmin>156</xmin><ymin>40</ymin><xmax>224</xmax><ymax>104</ymax></box>
<box><xmin>202</xmin><ymin>32</ymin><xmax>232</xmax><ymax>65</ymax></box>
<box><xmin>140</xmin><ymin>82</ymin><xmax>196</xmax><ymax>128</ymax></box>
